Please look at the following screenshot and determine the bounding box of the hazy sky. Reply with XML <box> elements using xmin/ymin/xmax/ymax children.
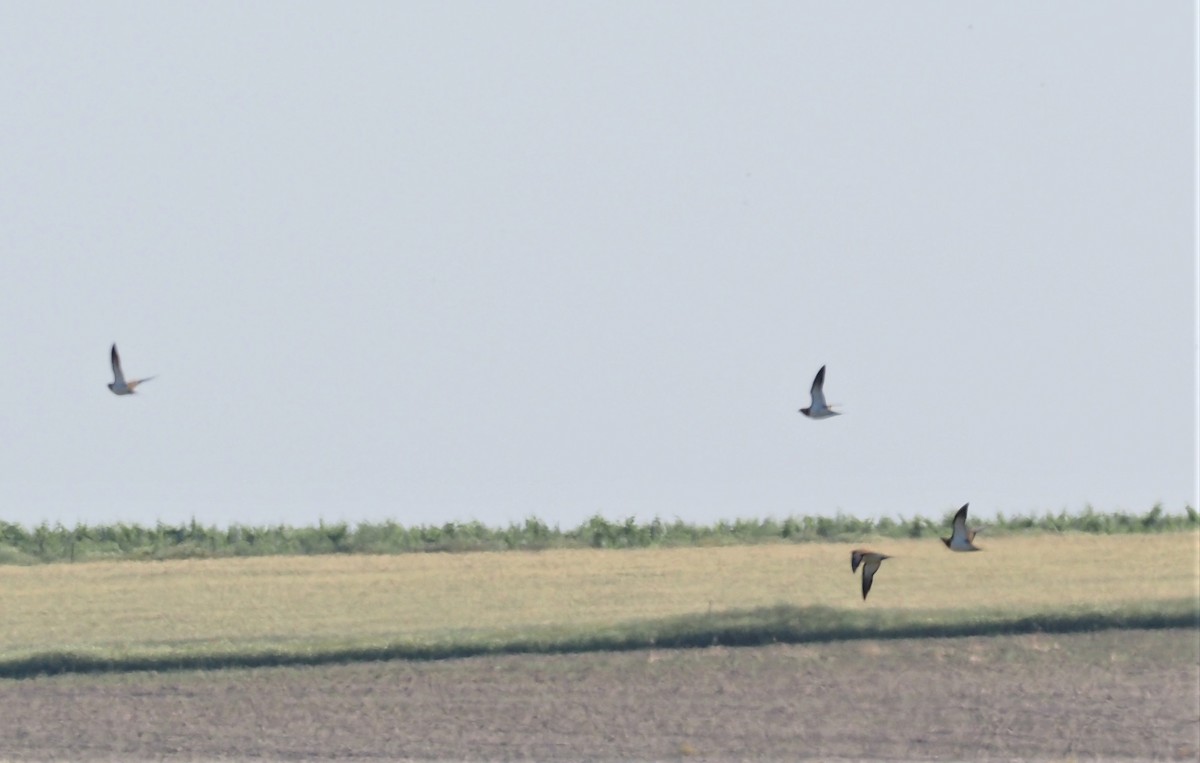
<box><xmin>1</xmin><ymin>2</ymin><xmax>1194</xmax><ymax>529</ymax></box>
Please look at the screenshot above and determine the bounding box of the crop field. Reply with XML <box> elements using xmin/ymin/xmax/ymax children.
<box><xmin>0</xmin><ymin>531</ymin><xmax>1196</xmax><ymax>673</ymax></box>
<box><xmin>1</xmin><ymin>629</ymin><xmax>1195</xmax><ymax>761</ymax></box>
<box><xmin>0</xmin><ymin>532</ymin><xmax>1196</xmax><ymax>760</ymax></box>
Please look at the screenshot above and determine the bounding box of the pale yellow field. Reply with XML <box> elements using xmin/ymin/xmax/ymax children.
<box><xmin>0</xmin><ymin>533</ymin><xmax>1195</xmax><ymax>659</ymax></box>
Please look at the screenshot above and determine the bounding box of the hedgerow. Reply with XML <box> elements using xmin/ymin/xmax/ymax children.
<box><xmin>0</xmin><ymin>504</ymin><xmax>1192</xmax><ymax>564</ymax></box>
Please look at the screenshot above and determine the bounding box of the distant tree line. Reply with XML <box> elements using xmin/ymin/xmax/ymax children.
<box><xmin>0</xmin><ymin>504</ymin><xmax>1193</xmax><ymax>565</ymax></box>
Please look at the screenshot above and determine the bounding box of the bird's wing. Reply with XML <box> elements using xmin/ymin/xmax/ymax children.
<box><xmin>851</xmin><ymin>550</ymin><xmax>863</xmax><ymax>572</ymax></box>
<box><xmin>951</xmin><ymin>504</ymin><xmax>970</xmax><ymax>544</ymax></box>
<box><xmin>110</xmin><ymin>344</ymin><xmax>126</xmax><ymax>385</ymax></box>
<box><xmin>810</xmin><ymin>365</ymin><xmax>829</xmax><ymax>409</ymax></box>
<box><xmin>862</xmin><ymin>557</ymin><xmax>881</xmax><ymax>599</ymax></box>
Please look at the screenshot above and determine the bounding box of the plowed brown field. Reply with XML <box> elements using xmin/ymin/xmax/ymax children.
<box><xmin>1</xmin><ymin>628</ymin><xmax>1196</xmax><ymax>761</ymax></box>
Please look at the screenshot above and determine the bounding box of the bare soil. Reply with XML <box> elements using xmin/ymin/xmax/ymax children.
<box><xmin>0</xmin><ymin>628</ymin><xmax>1196</xmax><ymax>761</ymax></box>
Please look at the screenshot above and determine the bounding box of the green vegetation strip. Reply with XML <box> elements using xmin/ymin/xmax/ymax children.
<box><xmin>3</xmin><ymin>598</ymin><xmax>1195</xmax><ymax>680</ymax></box>
<box><xmin>0</xmin><ymin>505</ymin><xmax>1195</xmax><ymax>564</ymax></box>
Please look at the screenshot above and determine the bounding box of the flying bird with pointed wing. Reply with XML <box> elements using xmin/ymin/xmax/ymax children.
<box><xmin>799</xmin><ymin>365</ymin><xmax>840</xmax><ymax>419</ymax></box>
<box><xmin>850</xmin><ymin>549</ymin><xmax>891</xmax><ymax>600</ymax></box>
<box><xmin>108</xmin><ymin>344</ymin><xmax>156</xmax><ymax>396</ymax></box>
<box><xmin>941</xmin><ymin>503</ymin><xmax>981</xmax><ymax>551</ymax></box>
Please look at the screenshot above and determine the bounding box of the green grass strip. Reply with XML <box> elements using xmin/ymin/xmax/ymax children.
<box><xmin>3</xmin><ymin>598</ymin><xmax>1195</xmax><ymax>680</ymax></box>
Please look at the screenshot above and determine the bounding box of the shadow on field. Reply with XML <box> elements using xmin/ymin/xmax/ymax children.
<box><xmin>4</xmin><ymin>599</ymin><xmax>1197</xmax><ymax>679</ymax></box>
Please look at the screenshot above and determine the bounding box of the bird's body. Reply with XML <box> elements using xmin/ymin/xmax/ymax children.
<box><xmin>108</xmin><ymin>344</ymin><xmax>155</xmax><ymax>396</ymax></box>
<box><xmin>799</xmin><ymin>365</ymin><xmax>840</xmax><ymax>419</ymax></box>
<box><xmin>941</xmin><ymin>503</ymin><xmax>980</xmax><ymax>551</ymax></box>
<box><xmin>850</xmin><ymin>549</ymin><xmax>890</xmax><ymax>599</ymax></box>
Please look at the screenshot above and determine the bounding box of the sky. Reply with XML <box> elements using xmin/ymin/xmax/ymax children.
<box><xmin>1</xmin><ymin>2</ymin><xmax>1195</xmax><ymax>530</ymax></box>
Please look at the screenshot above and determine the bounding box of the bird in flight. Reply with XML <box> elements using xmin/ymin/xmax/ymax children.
<box><xmin>941</xmin><ymin>503</ymin><xmax>981</xmax><ymax>551</ymax></box>
<box><xmin>108</xmin><ymin>344</ymin><xmax>156</xmax><ymax>396</ymax></box>
<box><xmin>799</xmin><ymin>365</ymin><xmax>840</xmax><ymax>419</ymax></box>
<box><xmin>850</xmin><ymin>549</ymin><xmax>891</xmax><ymax>600</ymax></box>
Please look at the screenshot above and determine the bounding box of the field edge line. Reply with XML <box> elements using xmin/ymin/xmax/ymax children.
<box><xmin>2</xmin><ymin>600</ymin><xmax>1197</xmax><ymax>680</ymax></box>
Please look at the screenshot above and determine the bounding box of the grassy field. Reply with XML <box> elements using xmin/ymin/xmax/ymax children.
<box><xmin>0</xmin><ymin>531</ymin><xmax>1195</xmax><ymax>677</ymax></box>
